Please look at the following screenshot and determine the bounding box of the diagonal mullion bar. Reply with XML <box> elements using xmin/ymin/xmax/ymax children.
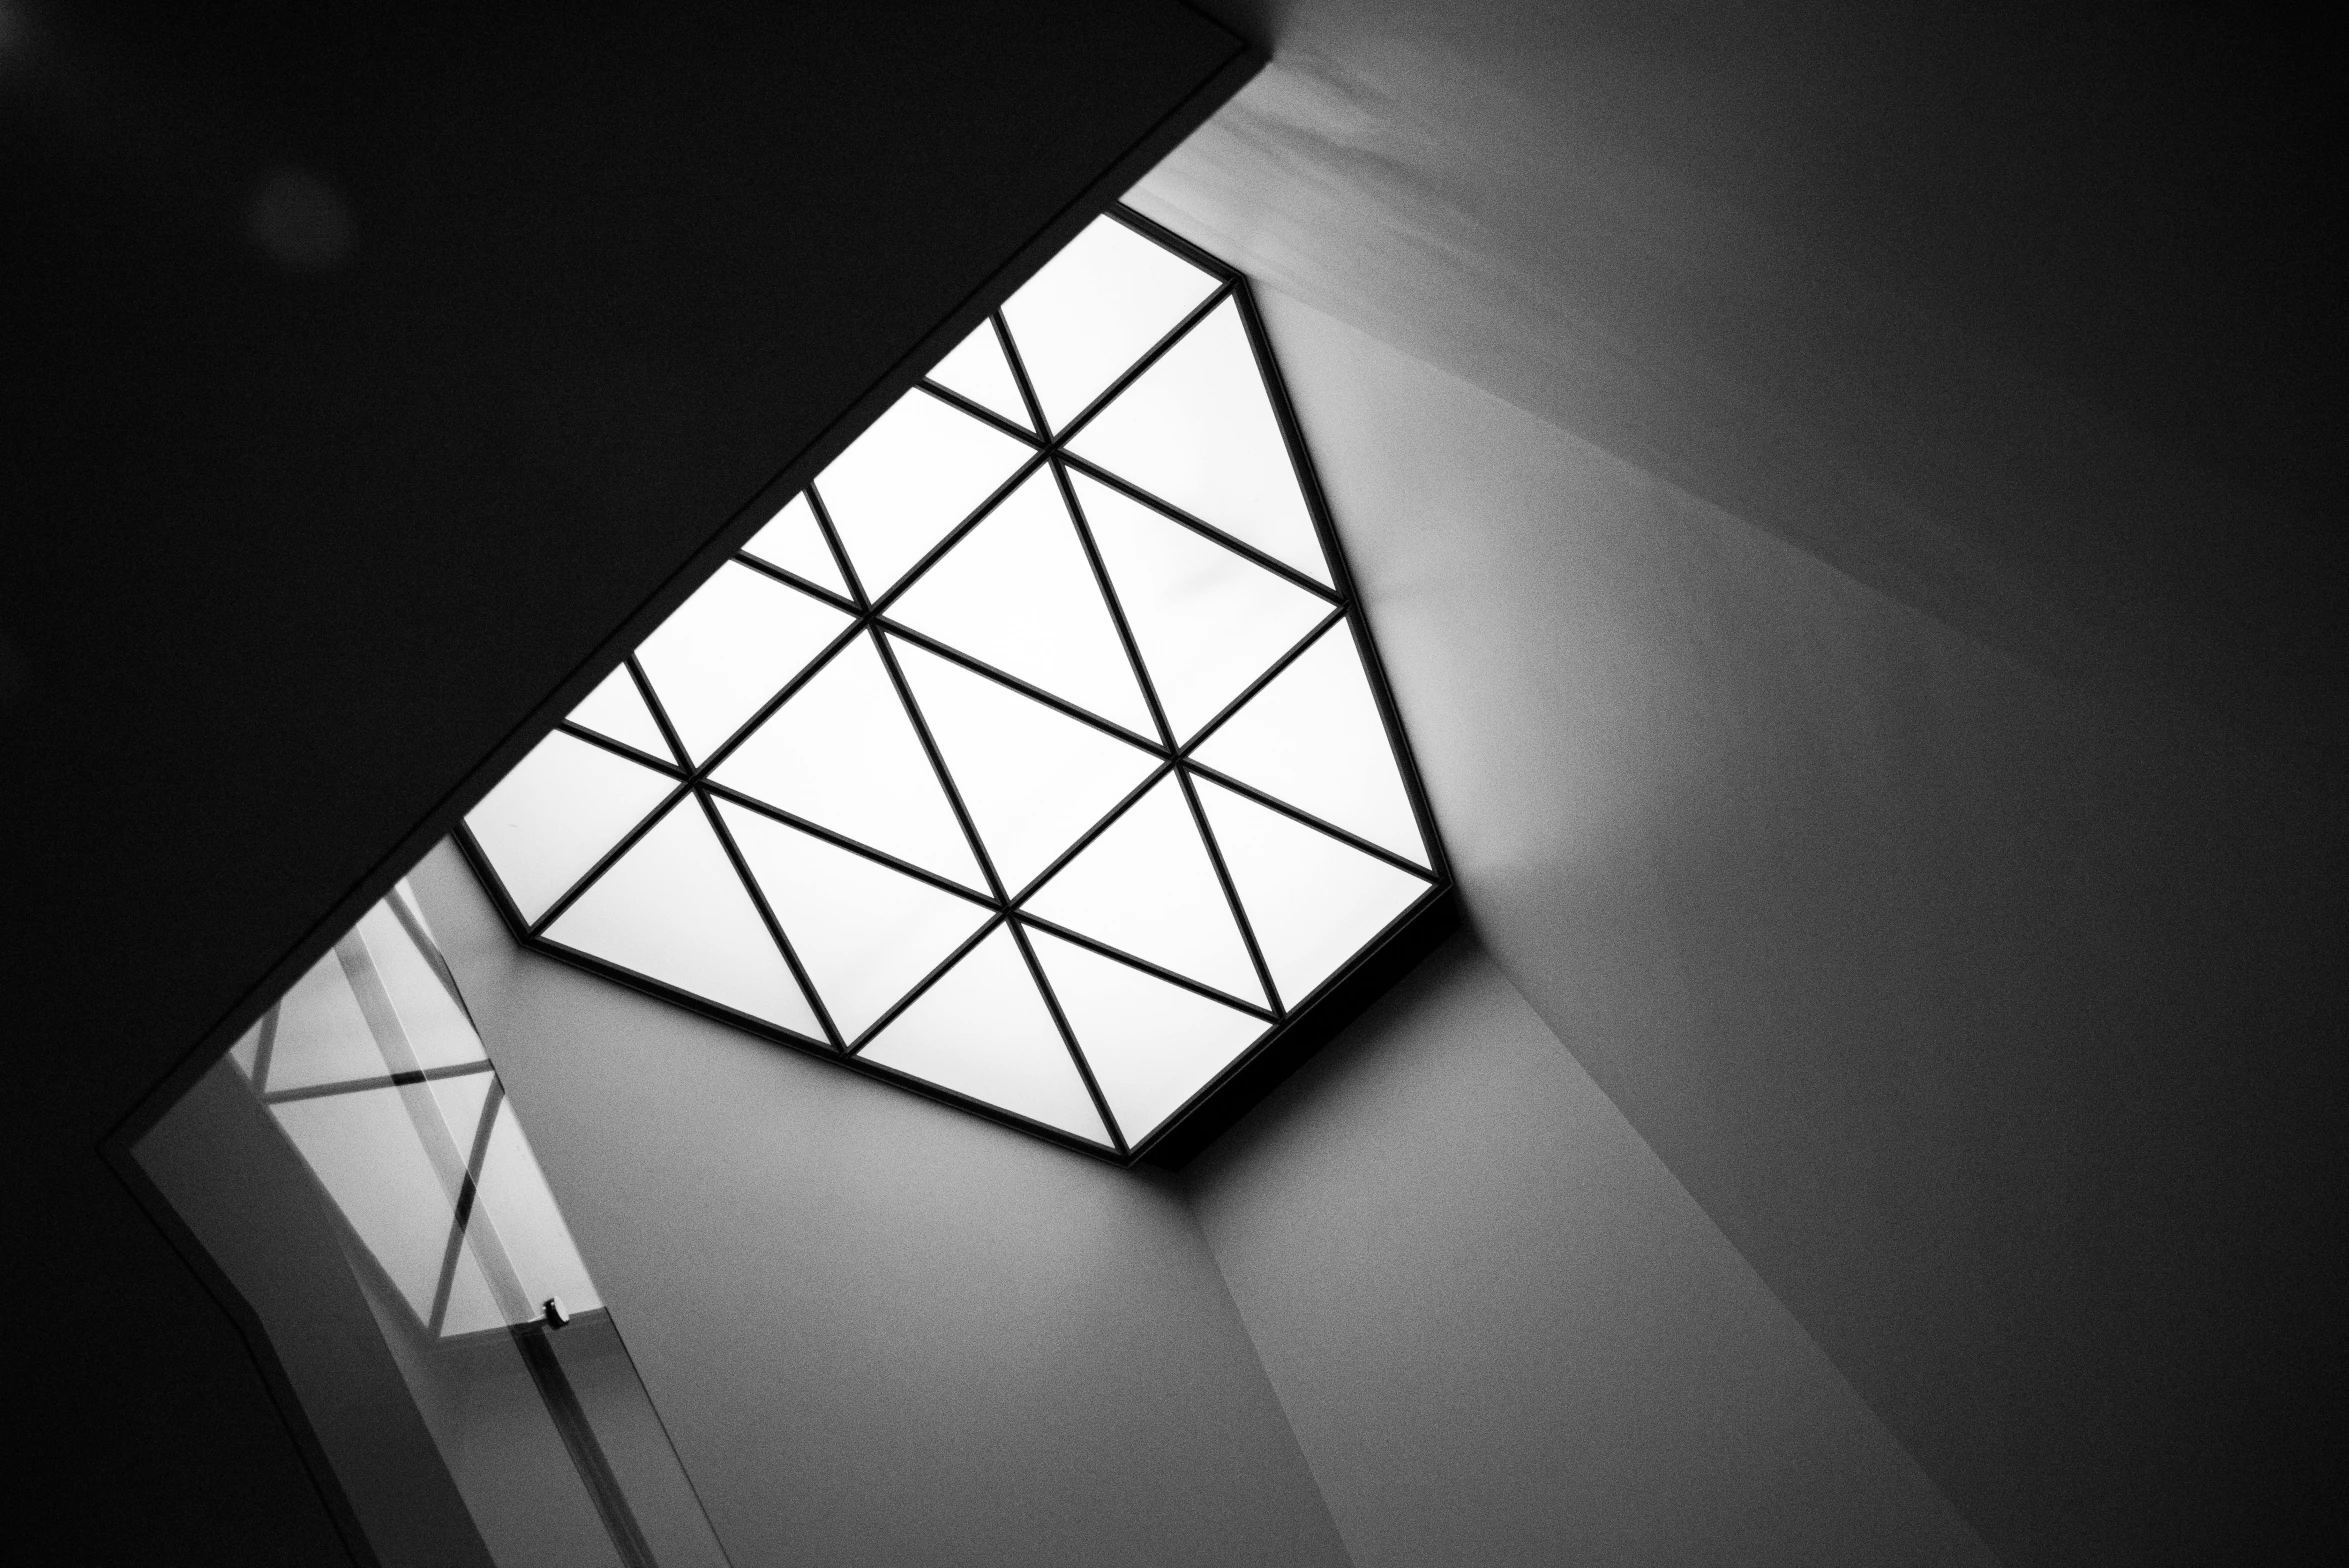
<box><xmin>1049</xmin><ymin>281</ymin><xmax>1233</xmax><ymax>447</ymax></box>
<box><xmin>843</xmin><ymin>913</ymin><xmax>1003</xmax><ymax>1053</ymax></box>
<box><xmin>1058</xmin><ymin>449</ymin><xmax>1340</xmax><ymax>603</ymax></box>
<box><xmin>1010</xmin><ymin>911</ymin><xmax>1278</xmax><ymax>1024</ymax></box>
<box><xmin>870</xmin><ymin>625</ymin><xmax>1007</xmax><ymax>904</ymax></box>
<box><xmin>1183</xmin><ymin>761</ymin><xmax>1436</xmax><ymax>879</ymax></box>
<box><xmin>873</xmin><ymin>621</ymin><xmax>1162</xmax><ymax>753</ymax></box>
<box><xmin>697</xmin><ymin>787</ymin><xmax>845</xmax><ymax>1052</ymax></box>
<box><xmin>994</xmin><ymin>311</ymin><xmax>1050</xmax><ymax>437</ymax></box>
<box><xmin>527</xmin><ymin>784</ymin><xmax>692</xmax><ymax>937</ymax></box>
<box><xmin>686</xmin><ymin>620</ymin><xmax>865</xmax><ymax>779</ymax></box>
<box><xmin>1004</xmin><ymin>760</ymin><xmax>1170</xmax><ymax>906</ymax></box>
<box><xmin>699</xmin><ymin>779</ymin><xmax>997</xmax><ymax>904</ymax></box>
<box><xmin>1171</xmin><ymin>762</ymin><xmax>1283</xmax><ymax>1015</ymax></box>
<box><xmin>623</xmin><ymin>654</ymin><xmax>692</xmax><ymax>772</ymax></box>
<box><xmin>916</xmin><ymin>376</ymin><xmax>1047</xmax><ymax>449</ymax></box>
<box><xmin>866</xmin><ymin>448</ymin><xmax>1050</xmax><ymax>619</ymax></box>
<box><xmin>427</xmin><ymin>1077</ymin><xmax>506</xmax><ymax>1337</ymax></box>
<box><xmin>555</xmin><ymin>720</ymin><xmax>688</xmax><ymax>779</ymax></box>
<box><xmin>263</xmin><ymin>1059</ymin><xmax>495</xmax><ymax>1107</ymax></box>
<box><xmin>1007</xmin><ymin>915</ymin><xmax>1127</xmax><ymax>1156</ymax></box>
<box><xmin>728</xmin><ymin>549</ymin><xmax>861</xmax><ymax>616</ymax></box>
<box><xmin>1177</xmin><ymin>607</ymin><xmax>1347</xmax><ymax>757</ymax></box>
<box><xmin>802</xmin><ymin>483</ymin><xmax>870</xmax><ymax>610</ymax></box>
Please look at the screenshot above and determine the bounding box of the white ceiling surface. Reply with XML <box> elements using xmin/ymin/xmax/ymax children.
<box><xmin>1133</xmin><ymin>109</ymin><xmax>2343</xmax><ymax>1568</ymax></box>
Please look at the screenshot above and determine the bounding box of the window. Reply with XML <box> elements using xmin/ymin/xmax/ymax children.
<box><xmin>461</xmin><ymin>208</ymin><xmax>1447</xmax><ymax>1160</ymax></box>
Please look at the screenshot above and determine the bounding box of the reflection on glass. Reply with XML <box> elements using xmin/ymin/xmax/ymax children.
<box><xmin>1069</xmin><ymin>298</ymin><xmax>1329</xmax><ymax>584</ymax></box>
<box><xmin>1195</xmin><ymin>777</ymin><xmax>1429</xmax><ymax>1007</ymax></box>
<box><xmin>1024</xmin><ymin>774</ymin><xmax>1263</xmax><ymax>1006</ymax></box>
<box><xmin>889</xmin><ymin>636</ymin><xmax>1159</xmax><ymax>896</ymax></box>
<box><xmin>888</xmin><ymin>465</ymin><xmax>1153</xmax><ymax>735</ymax></box>
<box><xmin>1002</xmin><ymin>213</ymin><xmax>1219</xmax><ymax>433</ymax></box>
<box><xmin>569</xmin><ymin>666</ymin><xmax>673</xmax><ymax>760</ymax></box>
<box><xmin>858</xmin><ymin>924</ymin><xmax>1110</xmax><ymax>1144</ymax></box>
<box><xmin>544</xmin><ymin>798</ymin><xmax>821</xmax><ymax>1039</ymax></box>
<box><xmin>740</xmin><ymin>493</ymin><xmax>849</xmax><ymax>597</ymax></box>
<box><xmin>1193</xmin><ymin>622</ymin><xmax>1428</xmax><ymax>865</ymax></box>
<box><xmin>1027</xmin><ymin>926</ymin><xmax>1266</xmax><ymax>1143</ymax></box>
<box><xmin>711</xmin><ymin>635</ymin><xmax>986</xmax><ymax>891</ymax></box>
<box><xmin>636</xmin><ymin>562</ymin><xmax>850</xmax><ymax>764</ymax></box>
<box><xmin>924</xmin><ymin>318</ymin><xmax>1032</xmax><ymax>430</ymax></box>
<box><xmin>465</xmin><ymin>733</ymin><xmax>677</xmax><ymax>925</ymax></box>
<box><xmin>1070</xmin><ymin>471</ymin><xmax>1331</xmax><ymax>743</ymax></box>
<box><xmin>815</xmin><ymin>388</ymin><xmax>1033</xmax><ymax>598</ymax></box>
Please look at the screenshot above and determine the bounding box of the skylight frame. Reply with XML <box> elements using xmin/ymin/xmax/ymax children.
<box><xmin>457</xmin><ymin>205</ymin><xmax>1454</xmax><ymax>1166</ymax></box>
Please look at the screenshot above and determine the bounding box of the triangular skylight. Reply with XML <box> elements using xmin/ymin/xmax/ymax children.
<box><xmin>462</xmin><ymin>208</ymin><xmax>1447</xmax><ymax>1160</ymax></box>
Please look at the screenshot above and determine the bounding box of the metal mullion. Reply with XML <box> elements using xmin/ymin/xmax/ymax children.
<box><xmin>250</xmin><ymin>1003</ymin><xmax>280</xmax><ymax>1094</ymax></box>
<box><xmin>1057</xmin><ymin>450</ymin><xmax>1340</xmax><ymax>603</ymax></box>
<box><xmin>843</xmin><ymin>913</ymin><xmax>1003</xmax><ymax>1053</ymax></box>
<box><xmin>263</xmin><ymin>1059</ymin><xmax>495</xmax><ymax>1107</ymax></box>
<box><xmin>686</xmin><ymin>619</ymin><xmax>866</xmax><ymax>782</ymax></box>
<box><xmin>698</xmin><ymin>787</ymin><xmax>844</xmax><ymax>1052</ymax></box>
<box><xmin>1011</xmin><ymin>910</ymin><xmax>1277</xmax><ymax>1024</ymax></box>
<box><xmin>869</xmin><ymin>625</ymin><xmax>1008</xmax><ymax>904</ymax></box>
<box><xmin>384</xmin><ymin>884</ymin><xmax>483</xmax><ymax>1031</ymax></box>
<box><xmin>525</xmin><ymin>937</ymin><xmax>829</xmax><ymax>1053</ymax></box>
<box><xmin>802</xmin><ymin>484</ymin><xmax>869</xmax><ymax>610</ymax></box>
<box><xmin>1053</xmin><ymin>457</ymin><xmax>1178</xmax><ymax>748</ymax></box>
<box><xmin>623</xmin><ymin>654</ymin><xmax>692</xmax><ymax>772</ymax></box>
<box><xmin>698</xmin><ymin>779</ymin><xmax>996</xmax><ymax>905</ymax></box>
<box><xmin>1177</xmin><ymin>607</ymin><xmax>1347</xmax><ymax>757</ymax></box>
<box><xmin>1004</xmin><ymin>760</ymin><xmax>1170</xmax><ymax>905</ymax></box>
<box><xmin>872</xmin><ymin>620</ymin><xmax>1164</xmax><ymax>754</ymax></box>
<box><xmin>1183</xmin><ymin>761</ymin><xmax>1435</xmax><ymax>879</ymax></box>
<box><xmin>993</xmin><ymin>311</ymin><xmax>1049</xmax><ymax>438</ymax></box>
<box><xmin>555</xmin><ymin>720</ymin><xmax>688</xmax><ymax>779</ymax></box>
<box><xmin>1105</xmin><ymin>204</ymin><xmax>1240</xmax><ymax>285</ymax></box>
<box><xmin>867</xmin><ymin>448</ymin><xmax>1050</xmax><ymax>619</ymax></box>
<box><xmin>1050</xmin><ymin>281</ymin><xmax>1234</xmax><ymax>448</ymax></box>
<box><xmin>916</xmin><ymin>376</ymin><xmax>1046</xmax><ymax>449</ymax></box>
<box><xmin>1171</xmin><ymin>763</ymin><xmax>1283</xmax><ymax>1015</ymax></box>
<box><xmin>426</xmin><ymin>1077</ymin><xmax>506</xmax><ymax>1336</ymax></box>
<box><xmin>1007</xmin><ymin>916</ymin><xmax>1126</xmax><ymax>1156</ymax></box>
<box><xmin>728</xmin><ymin>549</ymin><xmax>861</xmax><ymax>616</ymax></box>
<box><xmin>527</xmin><ymin>783</ymin><xmax>692</xmax><ymax>937</ymax></box>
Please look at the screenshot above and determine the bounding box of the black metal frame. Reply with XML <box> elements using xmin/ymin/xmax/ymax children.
<box><xmin>458</xmin><ymin>205</ymin><xmax>1454</xmax><ymax>1167</ymax></box>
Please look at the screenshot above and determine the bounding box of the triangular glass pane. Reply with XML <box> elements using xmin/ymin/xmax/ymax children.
<box><xmin>1192</xmin><ymin>621</ymin><xmax>1428</xmax><ymax>865</ymax></box>
<box><xmin>1001</xmin><ymin>214</ymin><xmax>1219</xmax><ymax>434</ymax></box>
<box><xmin>858</xmin><ymin>924</ymin><xmax>1110</xmax><ymax>1145</ymax></box>
<box><xmin>1022</xmin><ymin>774</ymin><xmax>1263</xmax><ymax>1006</ymax></box>
<box><xmin>711</xmin><ymin>635</ymin><xmax>987</xmax><ymax>891</ymax></box>
<box><xmin>262</xmin><ymin>947</ymin><xmax>385</xmax><ymax>1092</ymax></box>
<box><xmin>1069</xmin><ymin>470</ymin><xmax>1331</xmax><ymax>743</ymax></box>
<box><xmin>887</xmin><ymin>465</ymin><xmax>1154</xmax><ymax>735</ymax></box>
<box><xmin>465</xmin><ymin>730</ymin><xmax>677</xmax><ymax>924</ymax></box>
<box><xmin>815</xmin><ymin>387</ymin><xmax>1034</xmax><ymax>599</ymax></box>
<box><xmin>925</xmin><ymin>318</ymin><xmax>1031</xmax><ymax>430</ymax></box>
<box><xmin>1027</xmin><ymin>926</ymin><xmax>1267</xmax><ymax>1146</ymax></box>
<box><xmin>542</xmin><ymin>796</ymin><xmax>821</xmax><ymax>1038</ymax></box>
<box><xmin>567</xmin><ymin>665</ymin><xmax>670</xmax><ymax>759</ymax></box>
<box><xmin>271</xmin><ymin>1086</ymin><xmax>458</xmax><ymax>1323</ymax></box>
<box><xmin>720</xmin><ymin>799</ymin><xmax>994</xmax><ymax>1043</ymax></box>
<box><xmin>889</xmin><ymin>636</ymin><xmax>1160</xmax><ymax>896</ymax></box>
<box><xmin>1069</xmin><ymin>297</ymin><xmax>1330</xmax><ymax>585</ymax></box>
<box><xmin>741</xmin><ymin>493</ymin><xmax>849</xmax><ymax>597</ymax></box>
<box><xmin>470</xmin><ymin>1098</ymin><xmax>601</xmax><ymax>1317</ymax></box>
<box><xmin>1195</xmin><ymin>777</ymin><xmax>1430</xmax><ymax>1008</ymax></box>
<box><xmin>635</xmin><ymin>561</ymin><xmax>850</xmax><ymax>763</ymax></box>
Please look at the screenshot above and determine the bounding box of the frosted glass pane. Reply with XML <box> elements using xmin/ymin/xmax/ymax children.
<box><xmin>889</xmin><ymin>636</ymin><xmax>1159</xmax><ymax>896</ymax></box>
<box><xmin>273</xmin><ymin>1086</ymin><xmax>457</xmax><ymax>1323</ymax></box>
<box><xmin>925</xmin><ymin>318</ymin><xmax>1031</xmax><ymax>430</ymax></box>
<box><xmin>567</xmin><ymin>665</ymin><xmax>671</xmax><ymax>758</ymax></box>
<box><xmin>353</xmin><ymin>903</ymin><xmax>488</xmax><ymax>1070</ymax></box>
<box><xmin>1023</xmin><ymin>774</ymin><xmax>1263</xmax><ymax>1005</ymax></box>
<box><xmin>471</xmin><ymin>1099</ymin><xmax>601</xmax><ymax>1318</ymax></box>
<box><xmin>465</xmin><ymin>730</ymin><xmax>677</xmax><ymax>924</ymax></box>
<box><xmin>720</xmin><ymin>799</ymin><xmax>993</xmax><ymax>1043</ymax></box>
<box><xmin>711</xmin><ymin>635</ymin><xmax>986</xmax><ymax>890</ymax></box>
<box><xmin>1069</xmin><ymin>298</ymin><xmax>1329</xmax><ymax>584</ymax></box>
<box><xmin>636</xmin><ymin>561</ymin><xmax>851</xmax><ymax>763</ymax></box>
<box><xmin>816</xmin><ymin>387</ymin><xmax>1034</xmax><ymax>598</ymax></box>
<box><xmin>264</xmin><ymin>949</ymin><xmax>385</xmax><ymax>1092</ymax></box>
<box><xmin>1070</xmin><ymin>470</ymin><xmax>1330</xmax><ymax>742</ymax></box>
<box><xmin>228</xmin><ymin>1018</ymin><xmax>262</xmax><ymax>1079</ymax></box>
<box><xmin>887</xmin><ymin>465</ymin><xmax>1153</xmax><ymax>734</ymax></box>
<box><xmin>1192</xmin><ymin>622</ymin><xmax>1428</xmax><ymax>865</ymax></box>
<box><xmin>1002</xmin><ymin>214</ymin><xmax>1218</xmax><ymax>433</ymax></box>
<box><xmin>543</xmin><ymin>798</ymin><xmax>822</xmax><ymax>1038</ymax></box>
<box><xmin>1027</xmin><ymin>926</ymin><xmax>1266</xmax><ymax>1145</ymax></box>
<box><xmin>1196</xmin><ymin>777</ymin><xmax>1429</xmax><ymax>1007</ymax></box>
<box><xmin>859</xmin><ymin>925</ymin><xmax>1110</xmax><ymax>1144</ymax></box>
<box><xmin>741</xmin><ymin>492</ymin><xmax>849</xmax><ymax>596</ymax></box>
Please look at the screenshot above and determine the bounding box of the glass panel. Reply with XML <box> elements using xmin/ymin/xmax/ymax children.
<box><xmin>635</xmin><ymin>560</ymin><xmax>851</xmax><ymax>764</ymax></box>
<box><xmin>889</xmin><ymin>635</ymin><xmax>1159</xmax><ymax>897</ymax></box>
<box><xmin>542</xmin><ymin>796</ymin><xmax>822</xmax><ymax>1039</ymax></box>
<box><xmin>1001</xmin><ymin>214</ymin><xmax>1219</xmax><ymax>433</ymax></box>
<box><xmin>741</xmin><ymin>491</ymin><xmax>850</xmax><ymax>596</ymax></box>
<box><xmin>263</xmin><ymin>948</ymin><xmax>388</xmax><ymax>1092</ymax></box>
<box><xmin>271</xmin><ymin>1084</ymin><xmax>460</xmax><ymax>1323</ymax></box>
<box><xmin>464</xmin><ymin>731</ymin><xmax>676</xmax><ymax>926</ymax></box>
<box><xmin>1026</xmin><ymin>926</ymin><xmax>1267</xmax><ymax>1146</ymax></box>
<box><xmin>1069</xmin><ymin>470</ymin><xmax>1331</xmax><ymax>743</ymax></box>
<box><xmin>710</xmin><ymin>634</ymin><xmax>987</xmax><ymax>891</ymax></box>
<box><xmin>228</xmin><ymin>1017</ymin><xmax>263</xmax><ymax>1078</ymax></box>
<box><xmin>354</xmin><ymin>902</ymin><xmax>490</xmax><ymax>1070</ymax></box>
<box><xmin>471</xmin><ymin>1097</ymin><xmax>603</xmax><ymax>1320</ymax></box>
<box><xmin>1069</xmin><ymin>297</ymin><xmax>1330</xmax><ymax>585</ymax></box>
<box><xmin>1195</xmin><ymin>776</ymin><xmax>1430</xmax><ymax>1008</ymax></box>
<box><xmin>815</xmin><ymin>386</ymin><xmax>1034</xmax><ymax>598</ymax></box>
<box><xmin>886</xmin><ymin>464</ymin><xmax>1154</xmax><ymax>735</ymax></box>
<box><xmin>1022</xmin><ymin>773</ymin><xmax>1263</xmax><ymax>1006</ymax></box>
<box><xmin>1191</xmin><ymin>621</ymin><xmax>1428</xmax><ymax>865</ymax></box>
<box><xmin>924</xmin><ymin>317</ymin><xmax>1031</xmax><ymax>430</ymax></box>
<box><xmin>858</xmin><ymin>924</ymin><xmax>1110</xmax><ymax>1145</ymax></box>
<box><xmin>566</xmin><ymin>665</ymin><xmax>670</xmax><ymax>759</ymax></box>
<box><xmin>719</xmin><ymin>799</ymin><xmax>994</xmax><ymax>1044</ymax></box>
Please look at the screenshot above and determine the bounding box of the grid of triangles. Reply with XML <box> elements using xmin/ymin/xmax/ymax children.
<box><xmin>461</xmin><ymin>208</ymin><xmax>1444</xmax><ymax>1158</ymax></box>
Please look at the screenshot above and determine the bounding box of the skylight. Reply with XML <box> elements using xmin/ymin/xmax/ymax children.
<box><xmin>461</xmin><ymin>208</ymin><xmax>1446</xmax><ymax>1159</ymax></box>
